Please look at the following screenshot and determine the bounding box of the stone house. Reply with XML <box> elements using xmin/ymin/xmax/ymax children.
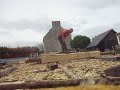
<box><xmin>43</xmin><ymin>21</ymin><xmax>71</xmax><ymax>53</ymax></box>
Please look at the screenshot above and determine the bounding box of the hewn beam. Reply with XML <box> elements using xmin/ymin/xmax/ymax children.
<box><xmin>41</xmin><ymin>51</ymin><xmax>100</xmax><ymax>63</ymax></box>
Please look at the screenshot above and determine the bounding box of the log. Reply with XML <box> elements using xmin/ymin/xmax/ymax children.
<box><xmin>1</xmin><ymin>77</ymin><xmax>120</xmax><ymax>89</ymax></box>
<box><xmin>0</xmin><ymin>67</ymin><xmax>17</xmax><ymax>78</ymax></box>
<box><xmin>107</xmin><ymin>76</ymin><xmax>120</xmax><ymax>80</ymax></box>
<box><xmin>97</xmin><ymin>76</ymin><xmax>120</xmax><ymax>85</ymax></box>
<box><xmin>0</xmin><ymin>79</ymin><xmax>81</xmax><ymax>89</ymax></box>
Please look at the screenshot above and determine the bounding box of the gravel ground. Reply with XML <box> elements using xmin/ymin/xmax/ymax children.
<box><xmin>0</xmin><ymin>59</ymin><xmax>120</xmax><ymax>83</ymax></box>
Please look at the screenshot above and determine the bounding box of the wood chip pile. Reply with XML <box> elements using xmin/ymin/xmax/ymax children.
<box><xmin>0</xmin><ymin>59</ymin><xmax>120</xmax><ymax>83</ymax></box>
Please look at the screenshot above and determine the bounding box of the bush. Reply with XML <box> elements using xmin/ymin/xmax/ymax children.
<box><xmin>70</xmin><ymin>35</ymin><xmax>90</xmax><ymax>50</ymax></box>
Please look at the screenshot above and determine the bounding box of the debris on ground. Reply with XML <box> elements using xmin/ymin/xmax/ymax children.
<box><xmin>0</xmin><ymin>58</ymin><xmax>120</xmax><ymax>83</ymax></box>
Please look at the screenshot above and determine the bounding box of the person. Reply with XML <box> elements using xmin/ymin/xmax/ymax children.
<box><xmin>58</xmin><ymin>28</ymin><xmax>73</xmax><ymax>53</ymax></box>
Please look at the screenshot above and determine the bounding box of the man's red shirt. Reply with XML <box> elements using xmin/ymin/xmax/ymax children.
<box><xmin>59</xmin><ymin>29</ymin><xmax>70</xmax><ymax>40</ymax></box>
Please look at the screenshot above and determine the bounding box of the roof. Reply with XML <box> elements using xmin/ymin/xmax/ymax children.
<box><xmin>86</xmin><ymin>29</ymin><xmax>116</xmax><ymax>48</ymax></box>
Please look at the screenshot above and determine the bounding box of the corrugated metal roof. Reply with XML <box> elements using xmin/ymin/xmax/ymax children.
<box><xmin>86</xmin><ymin>29</ymin><xmax>116</xmax><ymax>48</ymax></box>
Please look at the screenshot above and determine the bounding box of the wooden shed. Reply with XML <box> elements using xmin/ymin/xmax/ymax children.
<box><xmin>86</xmin><ymin>29</ymin><xmax>118</xmax><ymax>52</ymax></box>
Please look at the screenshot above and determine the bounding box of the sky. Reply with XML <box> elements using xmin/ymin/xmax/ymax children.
<box><xmin>0</xmin><ymin>0</ymin><xmax>120</xmax><ymax>47</ymax></box>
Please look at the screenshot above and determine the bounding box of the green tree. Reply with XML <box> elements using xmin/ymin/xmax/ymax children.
<box><xmin>70</xmin><ymin>35</ymin><xmax>90</xmax><ymax>50</ymax></box>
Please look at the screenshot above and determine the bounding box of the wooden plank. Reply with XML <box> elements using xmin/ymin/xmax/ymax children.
<box><xmin>41</xmin><ymin>51</ymin><xmax>100</xmax><ymax>63</ymax></box>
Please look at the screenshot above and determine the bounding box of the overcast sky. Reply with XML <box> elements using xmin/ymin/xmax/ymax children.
<box><xmin>0</xmin><ymin>0</ymin><xmax>120</xmax><ymax>47</ymax></box>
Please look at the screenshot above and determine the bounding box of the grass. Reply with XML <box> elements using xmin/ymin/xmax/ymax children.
<box><xmin>32</xmin><ymin>85</ymin><xmax>120</xmax><ymax>90</ymax></box>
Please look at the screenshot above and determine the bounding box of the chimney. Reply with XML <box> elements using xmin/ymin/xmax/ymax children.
<box><xmin>52</xmin><ymin>21</ymin><xmax>61</xmax><ymax>29</ymax></box>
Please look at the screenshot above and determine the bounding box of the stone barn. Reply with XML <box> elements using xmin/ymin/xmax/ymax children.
<box><xmin>86</xmin><ymin>29</ymin><xmax>118</xmax><ymax>52</ymax></box>
<box><xmin>43</xmin><ymin>21</ymin><xmax>71</xmax><ymax>53</ymax></box>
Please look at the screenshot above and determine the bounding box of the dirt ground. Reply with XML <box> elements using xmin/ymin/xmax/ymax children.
<box><xmin>0</xmin><ymin>59</ymin><xmax>120</xmax><ymax>83</ymax></box>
